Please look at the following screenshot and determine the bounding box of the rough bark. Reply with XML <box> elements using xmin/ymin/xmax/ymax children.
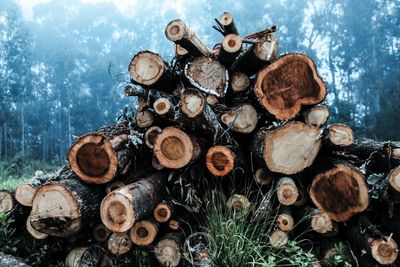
<box><xmin>254</xmin><ymin>53</ymin><xmax>327</xmax><ymax>120</ymax></box>
<box><xmin>216</xmin><ymin>12</ymin><xmax>239</xmax><ymax>35</ymax></box>
<box><xmin>29</xmin><ymin>168</ymin><xmax>104</xmax><ymax>237</ymax></box>
<box><xmin>100</xmin><ymin>172</ymin><xmax>167</xmax><ymax>232</ymax></box>
<box><xmin>68</xmin><ymin>123</ymin><xmax>133</xmax><ymax>184</ymax></box>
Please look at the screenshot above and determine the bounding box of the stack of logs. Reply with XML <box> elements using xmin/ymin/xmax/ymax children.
<box><xmin>1</xmin><ymin>12</ymin><xmax>400</xmax><ymax>267</ymax></box>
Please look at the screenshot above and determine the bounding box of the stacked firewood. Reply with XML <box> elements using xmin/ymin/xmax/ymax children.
<box><xmin>1</xmin><ymin>12</ymin><xmax>400</xmax><ymax>267</ymax></box>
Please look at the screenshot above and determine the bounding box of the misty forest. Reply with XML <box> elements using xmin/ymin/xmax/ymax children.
<box><xmin>0</xmin><ymin>0</ymin><xmax>400</xmax><ymax>266</ymax></box>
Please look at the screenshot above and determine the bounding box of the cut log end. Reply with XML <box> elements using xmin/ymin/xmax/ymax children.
<box><xmin>388</xmin><ymin>165</ymin><xmax>400</xmax><ymax>192</ymax></box>
<box><xmin>328</xmin><ymin>123</ymin><xmax>354</xmax><ymax>147</ymax></box>
<box><xmin>231</xmin><ymin>72</ymin><xmax>250</xmax><ymax>93</ymax></box>
<box><xmin>26</xmin><ymin>217</ymin><xmax>48</xmax><ymax>240</ymax></box>
<box><xmin>276</xmin><ymin>208</ymin><xmax>294</xmax><ymax>232</ymax></box>
<box><xmin>311</xmin><ymin>211</ymin><xmax>337</xmax><ymax>235</ymax></box>
<box><xmin>155</xmin><ymin>236</ymin><xmax>181</xmax><ymax>267</ymax></box>
<box><xmin>129</xmin><ymin>51</ymin><xmax>165</xmax><ymax>86</ymax></box>
<box><xmin>68</xmin><ymin>134</ymin><xmax>118</xmax><ymax>184</ymax></box>
<box><xmin>0</xmin><ymin>191</ymin><xmax>14</xmax><ymax>213</ymax></box>
<box><xmin>93</xmin><ymin>223</ymin><xmax>111</xmax><ymax>243</ymax></box>
<box><xmin>253</xmin><ymin>34</ymin><xmax>278</xmax><ymax>62</ymax></box>
<box><xmin>254</xmin><ymin>54</ymin><xmax>327</xmax><ymax>120</ymax></box>
<box><xmin>263</xmin><ymin>122</ymin><xmax>322</xmax><ymax>175</ymax></box>
<box><xmin>154</xmin><ymin>98</ymin><xmax>173</xmax><ymax>116</ymax></box>
<box><xmin>221</xmin><ymin>103</ymin><xmax>258</xmax><ymax>133</ymax></box>
<box><xmin>370</xmin><ymin>237</ymin><xmax>398</xmax><ymax>265</ymax></box>
<box><xmin>165</xmin><ymin>19</ymin><xmax>186</xmax><ymax>42</ymax></box>
<box><xmin>101</xmin><ymin>191</ymin><xmax>135</xmax><ymax>233</ymax></box>
<box><xmin>107</xmin><ymin>232</ymin><xmax>133</xmax><ymax>255</ymax></box>
<box><xmin>65</xmin><ymin>247</ymin><xmax>88</xmax><ymax>267</ymax></box>
<box><xmin>219</xmin><ymin>12</ymin><xmax>233</xmax><ymax>27</ymax></box>
<box><xmin>226</xmin><ymin>194</ymin><xmax>250</xmax><ymax>214</ymax></box>
<box><xmin>129</xmin><ymin>220</ymin><xmax>158</xmax><ymax>246</ymax></box>
<box><xmin>154</xmin><ymin>202</ymin><xmax>172</xmax><ymax>223</ymax></box>
<box><xmin>154</xmin><ymin>127</ymin><xmax>194</xmax><ymax>169</ymax></box>
<box><xmin>180</xmin><ymin>89</ymin><xmax>206</xmax><ymax>118</ymax></box>
<box><xmin>310</xmin><ymin>163</ymin><xmax>369</xmax><ymax>222</ymax></box>
<box><xmin>303</xmin><ymin>105</ymin><xmax>329</xmax><ymax>128</ymax></box>
<box><xmin>144</xmin><ymin>126</ymin><xmax>162</xmax><ymax>149</ymax></box>
<box><xmin>206</xmin><ymin>94</ymin><xmax>219</xmax><ymax>106</ymax></box>
<box><xmin>30</xmin><ymin>183</ymin><xmax>80</xmax><ymax>237</ymax></box>
<box><xmin>269</xmin><ymin>229</ymin><xmax>289</xmax><ymax>249</ymax></box>
<box><xmin>221</xmin><ymin>34</ymin><xmax>242</xmax><ymax>53</ymax></box>
<box><xmin>276</xmin><ymin>177</ymin><xmax>299</xmax><ymax>206</ymax></box>
<box><xmin>206</xmin><ymin>146</ymin><xmax>235</xmax><ymax>176</ymax></box>
<box><xmin>136</xmin><ymin>110</ymin><xmax>154</xmax><ymax>128</ymax></box>
<box><xmin>175</xmin><ymin>44</ymin><xmax>188</xmax><ymax>56</ymax></box>
<box><xmin>15</xmin><ymin>183</ymin><xmax>36</xmax><ymax>207</ymax></box>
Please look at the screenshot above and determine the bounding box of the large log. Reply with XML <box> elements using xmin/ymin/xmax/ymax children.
<box><xmin>165</xmin><ymin>19</ymin><xmax>210</xmax><ymax>57</ymax></box>
<box><xmin>254</xmin><ymin>53</ymin><xmax>327</xmax><ymax>120</ymax></box>
<box><xmin>251</xmin><ymin>122</ymin><xmax>322</xmax><ymax>175</ymax></box>
<box><xmin>100</xmin><ymin>173</ymin><xmax>167</xmax><ymax>232</ymax></box>
<box><xmin>309</xmin><ymin>162</ymin><xmax>369</xmax><ymax>222</ymax></box>
<box><xmin>15</xmin><ymin>171</ymin><xmax>54</xmax><ymax>207</ymax></box>
<box><xmin>29</xmin><ymin>168</ymin><xmax>104</xmax><ymax>237</ymax></box>
<box><xmin>68</xmin><ymin>123</ymin><xmax>132</xmax><ymax>184</ymax></box>
<box><xmin>220</xmin><ymin>103</ymin><xmax>258</xmax><ymax>134</ymax></box>
<box><xmin>185</xmin><ymin>56</ymin><xmax>228</xmax><ymax>97</ymax></box>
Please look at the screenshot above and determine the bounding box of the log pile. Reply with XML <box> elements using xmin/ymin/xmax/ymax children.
<box><xmin>1</xmin><ymin>13</ymin><xmax>400</xmax><ymax>267</ymax></box>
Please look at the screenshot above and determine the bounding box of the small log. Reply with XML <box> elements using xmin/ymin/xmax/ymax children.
<box><xmin>29</xmin><ymin>168</ymin><xmax>104</xmax><ymax>237</ymax></box>
<box><xmin>135</xmin><ymin>109</ymin><xmax>154</xmax><ymax>128</ymax></box>
<box><xmin>254</xmin><ymin>168</ymin><xmax>274</xmax><ymax>187</ymax></box>
<box><xmin>276</xmin><ymin>177</ymin><xmax>299</xmax><ymax>206</ymax></box>
<box><xmin>388</xmin><ymin>165</ymin><xmax>400</xmax><ymax>192</ymax></box>
<box><xmin>144</xmin><ymin>126</ymin><xmax>162</xmax><ymax>149</ymax></box>
<box><xmin>206</xmin><ymin>146</ymin><xmax>238</xmax><ymax>176</ymax></box>
<box><xmin>0</xmin><ymin>190</ymin><xmax>14</xmax><ymax>213</ymax></box>
<box><xmin>230</xmin><ymin>72</ymin><xmax>250</xmax><ymax>93</ymax></box>
<box><xmin>65</xmin><ymin>247</ymin><xmax>87</xmax><ymax>267</ymax></box>
<box><xmin>175</xmin><ymin>43</ymin><xmax>189</xmax><ymax>57</ymax></box>
<box><xmin>206</xmin><ymin>94</ymin><xmax>218</xmax><ymax>106</ymax></box>
<box><xmin>105</xmin><ymin>181</ymin><xmax>125</xmax><ymax>194</ymax></box>
<box><xmin>15</xmin><ymin>171</ymin><xmax>54</xmax><ymax>207</ymax></box>
<box><xmin>217</xmin><ymin>34</ymin><xmax>242</xmax><ymax>67</ymax></box>
<box><xmin>26</xmin><ymin>216</ymin><xmax>48</xmax><ymax>240</ymax></box>
<box><xmin>68</xmin><ymin>123</ymin><xmax>132</xmax><ymax>184</ymax></box>
<box><xmin>129</xmin><ymin>219</ymin><xmax>159</xmax><ymax>246</ymax></box>
<box><xmin>107</xmin><ymin>232</ymin><xmax>132</xmax><ymax>255</ymax></box>
<box><xmin>220</xmin><ymin>103</ymin><xmax>258</xmax><ymax>134</ymax></box>
<box><xmin>165</xmin><ymin>19</ymin><xmax>210</xmax><ymax>57</ymax></box>
<box><xmin>100</xmin><ymin>173</ymin><xmax>167</xmax><ymax>232</ymax></box>
<box><xmin>185</xmin><ymin>56</ymin><xmax>228</xmax><ymax>97</ymax></box>
<box><xmin>269</xmin><ymin>229</ymin><xmax>289</xmax><ymax>249</ymax></box>
<box><xmin>154</xmin><ymin>232</ymin><xmax>183</xmax><ymax>267</ymax></box>
<box><xmin>217</xmin><ymin>12</ymin><xmax>239</xmax><ymax>35</ymax></box>
<box><xmin>276</xmin><ymin>206</ymin><xmax>294</xmax><ymax>232</ymax></box>
<box><xmin>309</xmin><ymin>209</ymin><xmax>338</xmax><ymax>236</ymax></box>
<box><xmin>251</xmin><ymin>122</ymin><xmax>322</xmax><ymax>175</ymax></box>
<box><xmin>128</xmin><ymin>51</ymin><xmax>176</xmax><ymax>91</ymax></box>
<box><xmin>226</xmin><ymin>194</ymin><xmax>250</xmax><ymax>215</ymax></box>
<box><xmin>326</xmin><ymin>123</ymin><xmax>354</xmax><ymax>147</ymax></box>
<box><xmin>0</xmin><ymin>252</ymin><xmax>30</xmax><ymax>267</ymax></box>
<box><xmin>302</xmin><ymin>105</ymin><xmax>329</xmax><ymax>128</ymax></box>
<box><xmin>154</xmin><ymin>200</ymin><xmax>174</xmax><ymax>223</ymax></box>
<box><xmin>309</xmin><ymin>163</ymin><xmax>369</xmax><ymax>222</ymax></box>
<box><xmin>154</xmin><ymin>127</ymin><xmax>194</xmax><ymax>169</ymax></box>
<box><xmin>232</xmin><ymin>33</ymin><xmax>278</xmax><ymax>77</ymax></box>
<box><xmin>153</xmin><ymin>98</ymin><xmax>174</xmax><ymax>116</ymax></box>
<box><xmin>254</xmin><ymin>53</ymin><xmax>327</xmax><ymax>120</ymax></box>
<box><xmin>93</xmin><ymin>223</ymin><xmax>111</xmax><ymax>243</ymax></box>
<box><xmin>180</xmin><ymin>88</ymin><xmax>206</xmax><ymax>118</ymax></box>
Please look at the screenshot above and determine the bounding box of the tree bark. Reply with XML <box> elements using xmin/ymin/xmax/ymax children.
<box><xmin>254</xmin><ymin>53</ymin><xmax>327</xmax><ymax>120</ymax></box>
<box><xmin>216</xmin><ymin>12</ymin><xmax>239</xmax><ymax>35</ymax></box>
<box><xmin>100</xmin><ymin>172</ymin><xmax>167</xmax><ymax>232</ymax></box>
<box><xmin>154</xmin><ymin>200</ymin><xmax>174</xmax><ymax>223</ymax></box>
<box><xmin>68</xmin><ymin>123</ymin><xmax>133</xmax><ymax>184</ymax></box>
<box><xmin>144</xmin><ymin>126</ymin><xmax>162</xmax><ymax>149</ymax></box>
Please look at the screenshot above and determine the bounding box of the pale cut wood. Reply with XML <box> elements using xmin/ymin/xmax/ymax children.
<box><xmin>218</xmin><ymin>34</ymin><xmax>242</xmax><ymax>67</ymax></box>
<box><xmin>154</xmin><ymin>201</ymin><xmax>174</xmax><ymax>223</ymax></box>
<box><xmin>100</xmin><ymin>173</ymin><xmax>167</xmax><ymax>232</ymax></box>
<box><xmin>26</xmin><ymin>216</ymin><xmax>48</xmax><ymax>240</ymax></box>
<box><xmin>276</xmin><ymin>206</ymin><xmax>294</xmax><ymax>232</ymax></box>
<box><xmin>310</xmin><ymin>163</ymin><xmax>369</xmax><ymax>222</ymax></box>
<box><xmin>388</xmin><ymin>165</ymin><xmax>400</xmax><ymax>192</ymax></box>
<box><xmin>220</xmin><ymin>103</ymin><xmax>258</xmax><ymax>133</ymax></box>
<box><xmin>269</xmin><ymin>229</ymin><xmax>289</xmax><ymax>249</ymax></box>
<box><xmin>135</xmin><ymin>109</ymin><xmax>154</xmax><ymax>128</ymax></box>
<box><xmin>180</xmin><ymin>89</ymin><xmax>206</xmax><ymax>118</ymax></box>
<box><xmin>154</xmin><ymin>232</ymin><xmax>183</xmax><ymax>267</ymax></box>
<box><xmin>254</xmin><ymin>53</ymin><xmax>327</xmax><ymax>120</ymax></box>
<box><xmin>0</xmin><ymin>190</ymin><xmax>14</xmax><ymax>213</ymax></box>
<box><xmin>65</xmin><ymin>247</ymin><xmax>88</xmax><ymax>267</ymax></box>
<box><xmin>253</xmin><ymin>122</ymin><xmax>322</xmax><ymax>175</ymax></box>
<box><xmin>175</xmin><ymin>43</ymin><xmax>188</xmax><ymax>56</ymax></box>
<box><xmin>303</xmin><ymin>105</ymin><xmax>329</xmax><ymax>128</ymax></box>
<box><xmin>144</xmin><ymin>126</ymin><xmax>162</xmax><ymax>149</ymax></box>
<box><xmin>226</xmin><ymin>194</ymin><xmax>250</xmax><ymax>216</ymax></box>
<box><xmin>165</xmin><ymin>19</ymin><xmax>210</xmax><ymax>57</ymax></box>
<box><xmin>231</xmin><ymin>72</ymin><xmax>250</xmax><ymax>93</ymax></box>
<box><xmin>15</xmin><ymin>171</ymin><xmax>54</xmax><ymax>207</ymax></box>
<box><xmin>129</xmin><ymin>219</ymin><xmax>159</xmax><ymax>246</ymax></box>
<box><xmin>154</xmin><ymin>98</ymin><xmax>174</xmax><ymax>116</ymax></box>
<box><xmin>154</xmin><ymin>127</ymin><xmax>194</xmax><ymax>169</ymax></box>
<box><xmin>107</xmin><ymin>232</ymin><xmax>132</xmax><ymax>255</ymax></box>
<box><xmin>93</xmin><ymin>223</ymin><xmax>111</xmax><ymax>243</ymax></box>
<box><xmin>327</xmin><ymin>123</ymin><xmax>354</xmax><ymax>147</ymax></box>
<box><xmin>68</xmin><ymin>123</ymin><xmax>132</xmax><ymax>184</ymax></box>
<box><xmin>129</xmin><ymin>51</ymin><xmax>168</xmax><ymax>86</ymax></box>
<box><xmin>370</xmin><ymin>237</ymin><xmax>398</xmax><ymax>265</ymax></box>
<box><xmin>310</xmin><ymin>210</ymin><xmax>338</xmax><ymax>235</ymax></box>
<box><xmin>206</xmin><ymin>94</ymin><xmax>219</xmax><ymax>106</ymax></box>
<box><xmin>217</xmin><ymin>12</ymin><xmax>239</xmax><ymax>35</ymax></box>
<box><xmin>185</xmin><ymin>57</ymin><xmax>228</xmax><ymax>97</ymax></box>
<box><xmin>276</xmin><ymin>177</ymin><xmax>299</xmax><ymax>206</ymax></box>
<box><xmin>206</xmin><ymin>146</ymin><xmax>235</xmax><ymax>176</ymax></box>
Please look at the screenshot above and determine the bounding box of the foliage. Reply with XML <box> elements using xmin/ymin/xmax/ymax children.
<box><xmin>0</xmin><ymin>211</ymin><xmax>17</xmax><ymax>249</ymax></box>
<box><xmin>322</xmin><ymin>242</ymin><xmax>358</xmax><ymax>267</ymax></box>
<box><xmin>117</xmin><ymin>248</ymin><xmax>157</xmax><ymax>267</ymax></box>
